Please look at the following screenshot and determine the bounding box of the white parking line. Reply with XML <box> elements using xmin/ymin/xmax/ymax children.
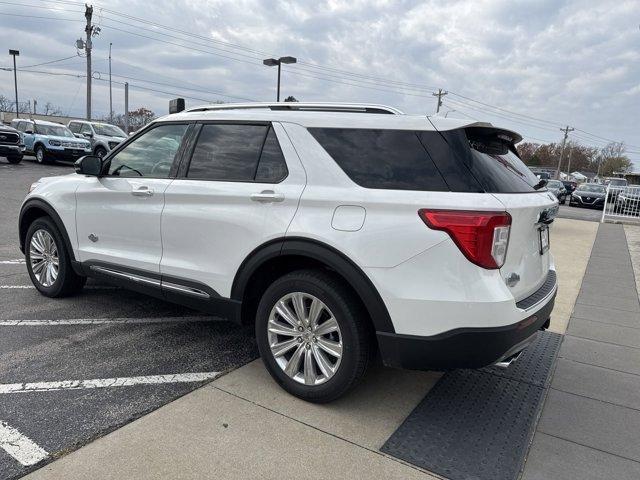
<box><xmin>0</xmin><ymin>259</ymin><xmax>25</xmax><ymax>265</ymax></box>
<box><xmin>0</xmin><ymin>372</ymin><xmax>220</xmax><ymax>394</ymax></box>
<box><xmin>0</xmin><ymin>316</ymin><xmax>215</xmax><ymax>326</ymax></box>
<box><xmin>0</xmin><ymin>421</ymin><xmax>49</xmax><ymax>466</ymax></box>
<box><xmin>0</xmin><ymin>285</ymin><xmax>117</xmax><ymax>290</ymax></box>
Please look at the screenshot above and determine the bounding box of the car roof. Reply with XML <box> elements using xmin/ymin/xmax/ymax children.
<box><xmin>19</xmin><ymin>119</ymin><xmax>66</xmax><ymax>127</ymax></box>
<box><xmin>158</xmin><ymin>102</ymin><xmax>523</xmax><ymax>142</ymax></box>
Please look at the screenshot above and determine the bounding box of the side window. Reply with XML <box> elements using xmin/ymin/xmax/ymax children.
<box><xmin>80</xmin><ymin>123</ymin><xmax>92</xmax><ymax>135</ymax></box>
<box><xmin>308</xmin><ymin>128</ymin><xmax>448</xmax><ymax>191</ymax></box>
<box><xmin>68</xmin><ymin>122</ymin><xmax>80</xmax><ymax>134</ymax></box>
<box><xmin>255</xmin><ymin>127</ymin><xmax>288</xmax><ymax>183</ymax></box>
<box><xmin>107</xmin><ymin>124</ymin><xmax>188</xmax><ymax>178</ymax></box>
<box><xmin>187</xmin><ymin>124</ymin><xmax>267</xmax><ymax>181</ymax></box>
<box><xmin>15</xmin><ymin>122</ymin><xmax>25</xmax><ymax>133</ymax></box>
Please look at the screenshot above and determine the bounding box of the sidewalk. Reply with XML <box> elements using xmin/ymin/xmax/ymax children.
<box><xmin>523</xmin><ymin>223</ymin><xmax>640</xmax><ymax>479</ymax></box>
<box><xmin>24</xmin><ymin>219</ymin><xmax>610</xmax><ymax>480</ymax></box>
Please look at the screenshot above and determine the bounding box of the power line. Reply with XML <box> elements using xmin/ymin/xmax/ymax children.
<box><xmin>3</xmin><ymin>0</ymin><xmax>638</xmax><ymax>151</ymax></box>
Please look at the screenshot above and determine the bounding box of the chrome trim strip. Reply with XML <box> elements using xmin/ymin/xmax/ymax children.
<box><xmin>161</xmin><ymin>281</ymin><xmax>210</xmax><ymax>299</ymax></box>
<box><xmin>89</xmin><ymin>266</ymin><xmax>161</xmax><ymax>288</ymax></box>
<box><xmin>522</xmin><ymin>282</ymin><xmax>557</xmax><ymax>312</ymax></box>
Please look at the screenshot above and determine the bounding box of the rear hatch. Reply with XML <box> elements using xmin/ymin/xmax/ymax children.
<box><xmin>424</xmin><ymin>123</ymin><xmax>558</xmax><ymax>301</ymax></box>
<box><xmin>462</xmin><ymin>126</ymin><xmax>557</xmax><ymax>300</ymax></box>
<box><xmin>492</xmin><ymin>192</ymin><xmax>556</xmax><ymax>300</ymax></box>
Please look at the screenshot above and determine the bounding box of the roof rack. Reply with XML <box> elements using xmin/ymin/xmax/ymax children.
<box><xmin>185</xmin><ymin>102</ymin><xmax>404</xmax><ymax>115</ymax></box>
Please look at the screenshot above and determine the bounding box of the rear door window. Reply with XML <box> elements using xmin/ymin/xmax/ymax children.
<box><xmin>308</xmin><ymin>128</ymin><xmax>448</xmax><ymax>191</ymax></box>
<box><xmin>187</xmin><ymin>124</ymin><xmax>267</xmax><ymax>181</ymax></box>
<box><xmin>255</xmin><ymin>127</ymin><xmax>288</xmax><ymax>183</ymax></box>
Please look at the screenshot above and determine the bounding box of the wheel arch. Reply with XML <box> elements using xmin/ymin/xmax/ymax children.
<box><xmin>19</xmin><ymin>199</ymin><xmax>76</xmax><ymax>264</ymax></box>
<box><xmin>231</xmin><ymin>237</ymin><xmax>395</xmax><ymax>334</ymax></box>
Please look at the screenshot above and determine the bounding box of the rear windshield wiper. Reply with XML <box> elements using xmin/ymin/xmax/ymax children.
<box><xmin>533</xmin><ymin>179</ymin><xmax>548</xmax><ymax>190</ymax></box>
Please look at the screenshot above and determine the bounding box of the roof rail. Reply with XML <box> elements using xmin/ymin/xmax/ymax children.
<box><xmin>185</xmin><ymin>102</ymin><xmax>404</xmax><ymax>115</ymax></box>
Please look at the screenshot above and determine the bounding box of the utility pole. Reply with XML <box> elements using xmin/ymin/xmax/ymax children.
<box><xmin>81</xmin><ymin>4</ymin><xmax>99</xmax><ymax>120</ymax></box>
<box><xmin>109</xmin><ymin>42</ymin><xmax>113</xmax><ymax>123</ymax></box>
<box><xmin>85</xmin><ymin>4</ymin><xmax>92</xmax><ymax>120</ymax></box>
<box><xmin>33</xmin><ymin>99</ymin><xmax>37</xmax><ymax>115</ymax></box>
<box><xmin>555</xmin><ymin>125</ymin><xmax>574</xmax><ymax>180</ymax></box>
<box><xmin>432</xmin><ymin>88</ymin><xmax>448</xmax><ymax>114</ymax></box>
<box><xmin>124</xmin><ymin>82</ymin><xmax>129</xmax><ymax>134</ymax></box>
<box><xmin>565</xmin><ymin>145</ymin><xmax>574</xmax><ymax>178</ymax></box>
<box><xmin>9</xmin><ymin>49</ymin><xmax>19</xmax><ymax>118</ymax></box>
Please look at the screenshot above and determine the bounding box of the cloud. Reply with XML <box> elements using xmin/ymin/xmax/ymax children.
<box><xmin>0</xmin><ymin>0</ymin><xmax>638</xmax><ymax>160</ymax></box>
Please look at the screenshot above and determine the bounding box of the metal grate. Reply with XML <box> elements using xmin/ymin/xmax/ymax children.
<box><xmin>381</xmin><ymin>331</ymin><xmax>562</xmax><ymax>480</ymax></box>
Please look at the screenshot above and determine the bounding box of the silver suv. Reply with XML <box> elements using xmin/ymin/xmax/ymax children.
<box><xmin>67</xmin><ymin>120</ymin><xmax>127</xmax><ymax>159</ymax></box>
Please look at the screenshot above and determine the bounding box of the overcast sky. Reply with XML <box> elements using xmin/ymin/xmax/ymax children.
<box><xmin>1</xmin><ymin>0</ymin><xmax>639</xmax><ymax>162</ymax></box>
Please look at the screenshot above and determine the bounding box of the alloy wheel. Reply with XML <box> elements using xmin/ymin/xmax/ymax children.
<box><xmin>267</xmin><ymin>292</ymin><xmax>343</xmax><ymax>386</ymax></box>
<box><xmin>36</xmin><ymin>148</ymin><xmax>44</xmax><ymax>163</ymax></box>
<box><xmin>29</xmin><ymin>229</ymin><xmax>59</xmax><ymax>287</ymax></box>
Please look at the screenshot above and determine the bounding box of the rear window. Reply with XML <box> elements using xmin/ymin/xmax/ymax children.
<box><xmin>436</xmin><ymin>128</ymin><xmax>540</xmax><ymax>193</ymax></box>
<box><xmin>308</xmin><ymin>128</ymin><xmax>448</xmax><ymax>191</ymax></box>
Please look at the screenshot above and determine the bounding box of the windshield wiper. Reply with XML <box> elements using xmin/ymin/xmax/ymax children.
<box><xmin>533</xmin><ymin>179</ymin><xmax>548</xmax><ymax>190</ymax></box>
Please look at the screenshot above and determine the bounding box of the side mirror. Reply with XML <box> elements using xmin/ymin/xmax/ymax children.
<box><xmin>73</xmin><ymin>133</ymin><xmax>83</xmax><ymax>138</ymax></box>
<box><xmin>74</xmin><ymin>155</ymin><xmax>102</xmax><ymax>176</ymax></box>
<box><xmin>83</xmin><ymin>132</ymin><xmax>94</xmax><ymax>138</ymax></box>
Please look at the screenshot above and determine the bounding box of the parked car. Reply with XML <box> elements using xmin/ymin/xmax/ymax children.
<box><xmin>614</xmin><ymin>187</ymin><xmax>640</xmax><ymax>216</ymax></box>
<box><xmin>67</xmin><ymin>120</ymin><xmax>127</xmax><ymax>159</ymax></box>
<box><xmin>561</xmin><ymin>180</ymin><xmax>577</xmax><ymax>195</ymax></box>
<box><xmin>545</xmin><ymin>179</ymin><xmax>567</xmax><ymax>204</ymax></box>
<box><xmin>19</xmin><ymin>102</ymin><xmax>558</xmax><ymax>402</ymax></box>
<box><xmin>606</xmin><ymin>177</ymin><xmax>628</xmax><ymax>202</ymax></box>
<box><xmin>569</xmin><ymin>183</ymin><xmax>606</xmax><ymax>209</ymax></box>
<box><xmin>10</xmin><ymin>119</ymin><xmax>91</xmax><ymax>164</ymax></box>
<box><xmin>0</xmin><ymin>123</ymin><xmax>25</xmax><ymax>164</ymax></box>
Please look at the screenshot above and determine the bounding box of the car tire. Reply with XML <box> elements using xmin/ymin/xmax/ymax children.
<box><xmin>255</xmin><ymin>269</ymin><xmax>372</xmax><ymax>403</ymax></box>
<box><xmin>95</xmin><ymin>146</ymin><xmax>107</xmax><ymax>160</ymax></box>
<box><xmin>35</xmin><ymin>145</ymin><xmax>51</xmax><ymax>165</ymax></box>
<box><xmin>7</xmin><ymin>156</ymin><xmax>22</xmax><ymax>164</ymax></box>
<box><xmin>25</xmin><ymin>217</ymin><xmax>86</xmax><ymax>297</ymax></box>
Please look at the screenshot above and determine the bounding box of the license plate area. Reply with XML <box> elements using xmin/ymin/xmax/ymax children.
<box><xmin>538</xmin><ymin>225</ymin><xmax>549</xmax><ymax>254</ymax></box>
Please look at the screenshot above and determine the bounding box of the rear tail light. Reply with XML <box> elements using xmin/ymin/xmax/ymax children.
<box><xmin>418</xmin><ymin>209</ymin><xmax>511</xmax><ymax>269</ymax></box>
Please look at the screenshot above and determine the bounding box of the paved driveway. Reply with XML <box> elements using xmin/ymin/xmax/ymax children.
<box><xmin>0</xmin><ymin>159</ymin><xmax>257</xmax><ymax>480</ymax></box>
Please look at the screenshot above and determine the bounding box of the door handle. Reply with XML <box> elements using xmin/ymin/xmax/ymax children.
<box><xmin>131</xmin><ymin>185</ymin><xmax>154</xmax><ymax>197</ymax></box>
<box><xmin>250</xmin><ymin>190</ymin><xmax>285</xmax><ymax>203</ymax></box>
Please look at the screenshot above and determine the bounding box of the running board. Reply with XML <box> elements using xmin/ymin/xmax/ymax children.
<box><xmin>89</xmin><ymin>265</ymin><xmax>210</xmax><ymax>299</ymax></box>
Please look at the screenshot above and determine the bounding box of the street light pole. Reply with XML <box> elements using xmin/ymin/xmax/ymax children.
<box><xmin>263</xmin><ymin>56</ymin><xmax>296</xmax><ymax>102</ymax></box>
<box><xmin>9</xmin><ymin>49</ymin><xmax>19</xmax><ymax>118</ymax></box>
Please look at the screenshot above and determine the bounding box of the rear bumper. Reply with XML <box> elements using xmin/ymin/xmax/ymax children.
<box><xmin>377</xmin><ymin>285</ymin><xmax>556</xmax><ymax>371</ymax></box>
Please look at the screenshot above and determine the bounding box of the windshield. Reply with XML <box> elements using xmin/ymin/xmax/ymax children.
<box><xmin>93</xmin><ymin>123</ymin><xmax>126</xmax><ymax>137</ymax></box>
<box><xmin>546</xmin><ymin>180</ymin><xmax>563</xmax><ymax>188</ymax></box>
<box><xmin>577</xmin><ymin>184</ymin><xmax>606</xmax><ymax>193</ymax></box>
<box><xmin>35</xmin><ymin>124</ymin><xmax>74</xmax><ymax>138</ymax></box>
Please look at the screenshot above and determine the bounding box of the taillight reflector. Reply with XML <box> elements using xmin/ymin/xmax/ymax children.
<box><xmin>418</xmin><ymin>209</ymin><xmax>511</xmax><ymax>269</ymax></box>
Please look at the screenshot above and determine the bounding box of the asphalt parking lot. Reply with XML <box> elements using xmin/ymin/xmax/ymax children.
<box><xmin>0</xmin><ymin>157</ymin><xmax>258</xmax><ymax>479</ymax></box>
<box><xmin>556</xmin><ymin>203</ymin><xmax>603</xmax><ymax>223</ymax></box>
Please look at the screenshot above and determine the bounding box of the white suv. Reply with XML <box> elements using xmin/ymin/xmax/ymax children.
<box><xmin>19</xmin><ymin>103</ymin><xmax>558</xmax><ymax>402</ymax></box>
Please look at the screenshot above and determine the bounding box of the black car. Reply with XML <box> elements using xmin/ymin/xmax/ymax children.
<box><xmin>569</xmin><ymin>183</ymin><xmax>606</xmax><ymax>209</ymax></box>
<box><xmin>0</xmin><ymin>124</ymin><xmax>24</xmax><ymax>164</ymax></box>
<box><xmin>546</xmin><ymin>179</ymin><xmax>568</xmax><ymax>204</ymax></box>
